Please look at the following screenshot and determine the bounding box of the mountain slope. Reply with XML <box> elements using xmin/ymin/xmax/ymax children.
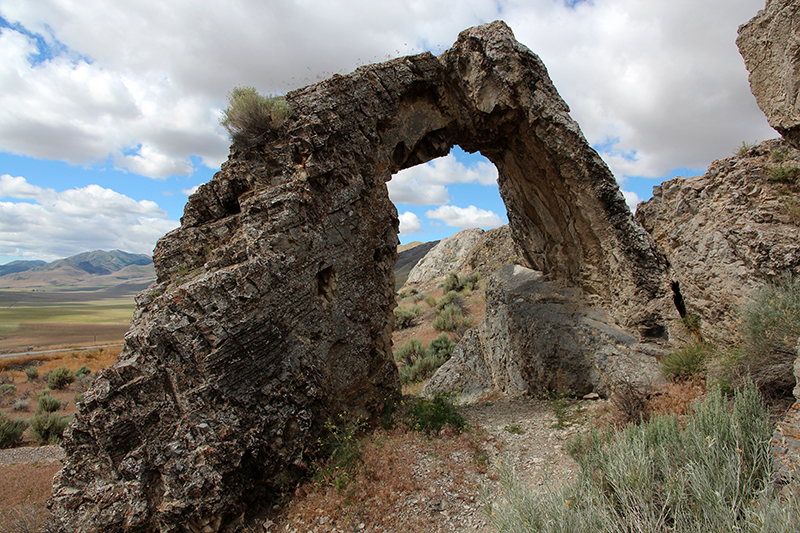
<box><xmin>0</xmin><ymin>250</ymin><xmax>155</xmax><ymax>288</ymax></box>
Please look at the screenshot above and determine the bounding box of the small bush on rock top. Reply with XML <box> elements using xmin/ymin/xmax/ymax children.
<box><xmin>0</xmin><ymin>414</ymin><xmax>28</xmax><ymax>448</ymax></box>
<box><xmin>219</xmin><ymin>86</ymin><xmax>291</xmax><ymax>145</ymax></box>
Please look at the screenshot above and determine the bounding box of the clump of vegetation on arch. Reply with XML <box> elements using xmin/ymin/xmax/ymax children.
<box><xmin>219</xmin><ymin>86</ymin><xmax>292</xmax><ymax>145</ymax></box>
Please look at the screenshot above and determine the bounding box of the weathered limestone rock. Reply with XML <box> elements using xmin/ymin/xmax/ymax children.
<box><xmin>636</xmin><ymin>139</ymin><xmax>800</xmax><ymax>341</ymax></box>
<box><xmin>405</xmin><ymin>228</ymin><xmax>485</xmax><ymax>285</ymax></box>
<box><xmin>424</xmin><ymin>265</ymin><xmax>665</xmax><ymax>402</ymax></box>
<box><xmin>738</xmin><ymin>0</ymin><xmax>800</xmax><ymax>150</ymax></box>
<box><xmin>50</xmin><ymin>21</ymin><xmax>671</xmax><ymax>532</ymax></box>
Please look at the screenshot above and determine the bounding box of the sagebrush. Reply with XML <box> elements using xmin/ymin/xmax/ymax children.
<box><xmin>489</xmin><ymin>382</ymin><xmax>798</xmax><ymax>533</ymax></box>
<box><xmin>219</xmin><ymin>86</ymin><xmax>291</xmax><ymax>145</ymax></box>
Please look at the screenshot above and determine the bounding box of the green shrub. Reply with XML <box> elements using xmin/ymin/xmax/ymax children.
<box><xmin>74</xmin><ymin>365</ymin><xmax>91</xmax><ymax>378</ymax></box>
<box><xmin>427</xmin><ymin>332</ymin><xmax>455</xmax><ymax>359</ymax></box>
<box><xmin>29</xmin><ymin>412</ymin><xmax>70</xmax><ymax>445</ymax></box>
<box><xmin>489</xmin><ymin>382</ymin><xmax>797</xmax><ymax>533</ymax></box>
<box><xmin>732</xmin><ymin>277</ymin><xmax>800</xmax><ymax>397</ymax></box>
<box><xmin>73</xmin><ymin>393</ymin><xmax>84</xmax><ymax>405</ymax></box>
<box><xmin>733</xmin><ymin>140</ymin><xmax>756</xmax><ymax>157</ymax></box>
<box><xmin>425</xmin><ymin>295</ymin><xmax>436</xmax><ymax>307</ymax></box>
<box><xmin>398</xmin><ymin>287</ymin><xmax>418</xmax><ymax>300</ymax></box>
<box><xmin>24</xmin><ymin>367</ymin><xmax>38</xmax><ymax>382</ymax></box>
<box><xmin>12</xmin><ymin>398</ymin><xmax>30</xmax><ymax>412</ymax></box>
<box><xmin>443</xmin><ymin>272</ymin><xmax>461</xmax><ymax>293</ymax></box>
<box><xmin>47</xmin><ymin>366</ymin><xmax>75</xmax><ymax>390</ymax></box>
<box><xmin>433</xmin><ymin>304</ymin><xmax>473</xmax><ymax>332</ymax></box>
<box><xmin>769</xmin><ymin>163</ymin><xmax>798</xmax><ymax>184</ymax></box>
<box><xmin>397</xmin><ymin>333</ymin><xmax>456</xmax><ymax>385</ymax></box>
<box><xmin>435</xmin><ymin>290</ymin><xmax>463</xmax><ymax>311</ymax></box>
<box><xmin>393</xmin><ymin>306</ymin><xmax>418</xmax><ymax>329</ymax></box>
<box><xmin>661</xmin><ymin>341</ymin><xmax>713</xmax><ymax>381</ymax></box>
<box><xmin>0</xmin><ymin>414</ymin><xmax>28</xmax><ymax>448</ymax></box>
<box><xmin>406</xmin><ymin>393</ymin><xmax>465</xmax><ymax>435</ymax></box>
<box><xmin>36</xmin><ymin>394</ymin><xmax>61</xmax><ymax>414</ymax></box>
<box><xmin>393</xmin><ymin>338</ymin><xmax>426</xmax><ymax>368</ymax></box>
<box><xmin>314</xmin><ymin>413</ymin><xmax>367</xmax><ymax>490</ymax></box>
<box><xmin>0</xmin><ymin>383</ymin><xmax>17</xmax><ymax>397</ymax></box>
<box><xmin>219</xmin><ymin>86</ymin><xmax>291</xmax><ymax>145</ymax></box>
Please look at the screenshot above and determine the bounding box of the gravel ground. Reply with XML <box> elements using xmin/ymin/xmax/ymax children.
<box><xmin>0</xmin><ymin>444</ymin><xmax>64</xmax><ymax>467</ymax></box>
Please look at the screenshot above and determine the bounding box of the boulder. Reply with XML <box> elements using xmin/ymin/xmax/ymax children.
<box><xmin>738</xmin><ymin>0</ymin><xmax>800</xmax><ymax>150</ymax></box>
<box><xmin>50</xmin><ymin>21</ymin><xmax>671</xmax><ymax>532</ymax></box>
<box><xmin>424</xmin><ymin>265</ymin><xmax>665</xmax><ymax>402</ymax></box>
<box><xmin>636</xmin><ymin>139</ymin><xmax>800</xmax><ymax>341</ymax></box>
<box><xmin>405</xmin><ymin>228</ymin><xmax>485</xmax><ymax>285</ymax></box>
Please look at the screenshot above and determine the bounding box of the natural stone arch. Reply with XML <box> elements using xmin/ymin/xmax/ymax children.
<box><xmin>50</xmin><ymin>21</ymin><xmax>670</xmax><ymax>533</ymax></box>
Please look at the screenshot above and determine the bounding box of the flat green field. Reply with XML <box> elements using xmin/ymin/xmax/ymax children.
<box><xmin>0</xmin><ymin>283</ymin><xmax>147</xmax><ymax>353</ymax></box>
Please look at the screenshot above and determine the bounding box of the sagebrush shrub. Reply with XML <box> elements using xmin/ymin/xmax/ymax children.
<box><xmin>393</xmin><ymin>306</ymin><xmax>418</xmax><ymax>329</ymax></box>
<box><xmin>393</xmin><ymin>338</ymin><xmax>425</xmax><ymax>368</ymax></box>
<box><xmin>406</xmin><ymin>393</ymin><xmax>466</xmax><ymax>435</ymax></box>
<box><xmin>0</xmin><ymin>414</ymin><xmax>28</xmax><ymax>448</ymax></box>
<box><xmin>29</xmin><ymin>412</ymin><xmax>70</xmax><ymax>445</ymax></box>
<box><xmin>47</xmin><ymin>366</ymin><xmax>75</xmax><ymax>390</ymax></box>
<box><xmin>24</xmin><ymin>367</ymin><xmax>38</xmax><ymax>382</ymax></box>
<box><xmin>36</xmin><ymin>394</ymin><xmax>61</xmax><ymax>414</ymax></box>
<box><xmin>490</xmin><ymin>382</ymin><xmax>796</xmax><ymax>533</ymax></box>
<box><xmin>0</xmin><ymin>383</ymin><xmax>17</xmax><ymax>397</ymax></box>
<box><xmin>433</xmin><ymin>304</ymin><xmax>473</xmax><ymax>332</ymax></box>
<box><xmin>219</xmin><ymin>86</ymin><xmax>291</xmax><ymax>145</ymax></box>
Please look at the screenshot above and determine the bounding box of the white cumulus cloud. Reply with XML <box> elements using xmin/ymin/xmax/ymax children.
<box><xmin>388</xmin><ymin>153</ymin><xmax>498</xmax><ymax>205</ymax></box>
<box><xmin>622</xmin><ymin>190</ymin><xmax>641</xmax><ymax>213</ymax></box>
<box><xmin>398</xmin><ymin>211</ymin><xmax>422</xmax><ymax>236</ymax></box>
<box><xmin>425</xmin><ymin>205</ymin><xmax>504</xmax><ymax>230</ymax></box>
<box><xmin>0</xmin><ymin>174</ymin><xmax>178</xmax><ymax>259</ymax></box>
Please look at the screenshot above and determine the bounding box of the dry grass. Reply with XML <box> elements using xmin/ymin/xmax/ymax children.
<box><xmin>273</xmin><ymin>426</ymin><xmax>490</xmax><ymax>533</ymax></box>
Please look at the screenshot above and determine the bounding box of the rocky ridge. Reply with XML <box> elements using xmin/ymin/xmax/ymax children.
<box><xmin>635</xmin><ymin>138</ymin><xmax>800</xmax><ymax>341</ymax></box>
<box><xmin>738</xmin><ymin>0</ymin><xmax>800</xmax><ymax>150</ymax></box>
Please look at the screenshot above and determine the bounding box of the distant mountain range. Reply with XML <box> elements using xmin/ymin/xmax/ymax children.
<box><xmin>0</xmin><ymin>250</ymin><xmax>155</xmax><ymax>289</ymax></box>
<box><xmin>0</xmin><ymin>243</ymin><xmax>437</xmax><ymax>291</ymax></box>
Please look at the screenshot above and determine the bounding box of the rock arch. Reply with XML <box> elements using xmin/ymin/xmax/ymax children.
<box><xmin>50</xmin><ymin>21</ymin><xmax>669</xmax><ymax>532</ymax></box>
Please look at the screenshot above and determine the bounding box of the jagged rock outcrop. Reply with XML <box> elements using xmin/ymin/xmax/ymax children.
<box><xmin>50</xmin><ymin>21</ymin><xmax>671</xmax><ymax>532</ymax></box>
<box><xmin>403</xmin><ymin>225</ymin><xmax>523</xmax><ymax>288</ymax></box>
<box><xmin>461</xmin><ymin>225</ymin><xmax>524</xmax><ymax>279</ymax></box>
<box><xmin>636</xmin><ymin>138</ymin><xmax>800</xmax><ymax>340</ymax></box>
<box><xmin>405</xmin><ymin>228</ymin><xmax>485</xmax><ymax>285</ymax></box>
<box><xmin>738</xmin><ymin>0</ymin><xmax>800</xmax><ymax>150</ymax></box>
<box><xmin>423</xmin><ymin>265</ymin><xmax>665</xmax><ymax>403</ymax></box>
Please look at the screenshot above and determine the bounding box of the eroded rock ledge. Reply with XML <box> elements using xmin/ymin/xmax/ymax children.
<box><xmin>50</xmin><ymin>21</ymin><xmax>669</xmax><ymax>532</ymax></box>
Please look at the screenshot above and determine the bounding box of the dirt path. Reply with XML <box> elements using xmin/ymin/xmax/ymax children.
<box><xmin>272</xmin><ymin>396</ymin><xmax>599</xmax><ymax>533</ymax></box>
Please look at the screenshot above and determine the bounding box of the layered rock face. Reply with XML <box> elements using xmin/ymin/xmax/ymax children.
<box><xmin>50</xmin><ymin>21</ymin><xmax>670</xmax><ymax>532</ymax></box>
<box><xmin>738</xmin><ymin>0</ymin><xmax>800</xmax><ymax>150</ymax></box>
<box><xmin>636</xmin><ymin>139</ymin><xmax>800</xmax><ymax>340</ymax></box>
<box><xmin>424</xmin><ymin>265</ymin><xmax>664</xmax><ymax>403</ymax></box>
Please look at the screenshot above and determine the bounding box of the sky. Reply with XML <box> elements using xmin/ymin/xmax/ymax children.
<box><xmin>0</xmin><ymin>0</ymin><xmax>776</xmax><ymax>263</ymax></box>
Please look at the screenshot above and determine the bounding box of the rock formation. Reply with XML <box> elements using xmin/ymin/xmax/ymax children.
<box><xmin>738</xmin><ymin>0</ymin><xmax>800</xmax><ymax>150</ymax></box>
<box><xmin>50</xmin><ymin>21</ymin><xmax>670</xmax><ymax>532</ymax></box>
<box><xmin>636</xmin><ymin>138</ymin><xmax>800</xmax><ymax>341</ymax></box>
<box><xmin>423</xmin><ymin>265</ymin><xmax>665</xmax><ymax>403</ymax></box>
<box><xmin>405</xmin><ymin>228</ymin><xmax>486</xmax><ymax>285</ymax></box>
